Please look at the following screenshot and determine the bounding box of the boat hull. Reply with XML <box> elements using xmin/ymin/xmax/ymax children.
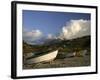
<box><xmin>26</xmin><ymin>50</ymin><xmax>58</xmax><ymax>64</ymax></box>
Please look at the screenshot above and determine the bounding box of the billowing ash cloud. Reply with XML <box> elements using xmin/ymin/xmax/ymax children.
<box><xmin>23</xmin><ymin>29</ymin><xmax>42</xmax><ymax>44</ymax></box>
<box><xmin>59</xmin><ymin>19</ymin><xmax>90</xmax><ymax>40</ymax></box>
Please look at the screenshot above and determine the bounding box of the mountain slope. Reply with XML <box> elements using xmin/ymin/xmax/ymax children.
<box><xmin>23</xmin><ymin>36</ymin><xmax>90</xmax><ymax>54</ymax></box>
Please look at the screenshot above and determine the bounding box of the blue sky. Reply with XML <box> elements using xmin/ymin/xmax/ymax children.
<box><xmin>23</xmin><ymin>10</ymin><xmax>90</xmax><ymax>36</ymax></box>
<box><xmin>23</xmin><ymin>10</ymin><xmax>90</xmax><ymax>44</ymax></box>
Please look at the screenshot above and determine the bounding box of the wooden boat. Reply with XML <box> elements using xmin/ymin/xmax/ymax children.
<box><xmin>26</xmin><ymin>50</ymin><xmax>58</xmax><ymax>64</ymax></box>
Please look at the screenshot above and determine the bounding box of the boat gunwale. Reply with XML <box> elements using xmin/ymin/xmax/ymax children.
<box><xmin>26</xmin><ymin>49</ymin><xmax>58</xmax><ymax>60</ymax></box>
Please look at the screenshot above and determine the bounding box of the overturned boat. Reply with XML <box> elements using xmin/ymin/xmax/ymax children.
<box><xmin>26</xmin><ymin>50</ymin><xmax>58</xmax><ymax>64</ymax></box>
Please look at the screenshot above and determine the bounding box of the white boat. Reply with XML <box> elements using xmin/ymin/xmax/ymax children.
<box><xmin>26</xmin><ymin>50</ymin><xmax>58</xmax><ymax>64</ymax></box>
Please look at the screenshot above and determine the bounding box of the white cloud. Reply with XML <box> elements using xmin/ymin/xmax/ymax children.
<box><xmin>23</xmin><ymin>29</ymin><xmax>43</xmax><ymax>44</ymax></box>
<box><xmin>23</xmin><ymin>19</ymin><xmax>90</xmax><ymax>44</ymax></box>
<box><xmin>47</xmin><ymin>34</ymin><xmax>53</xmax><ymax>39</ymax></box>
<box><xmin>59</xmin><ymin>19</ymin><xmax>90</xmax><ymax>40</ymax></box>
<box><xmin>47</xmin><ymin>34</ymin><xmax>57</xmax><ymax>39</ymax></box>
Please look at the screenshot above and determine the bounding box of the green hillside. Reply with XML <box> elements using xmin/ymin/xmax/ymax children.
<box><xmin>23</xmin><ymin>36</ymin><xmax>90</xmax><ymax>55</ymax></box>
